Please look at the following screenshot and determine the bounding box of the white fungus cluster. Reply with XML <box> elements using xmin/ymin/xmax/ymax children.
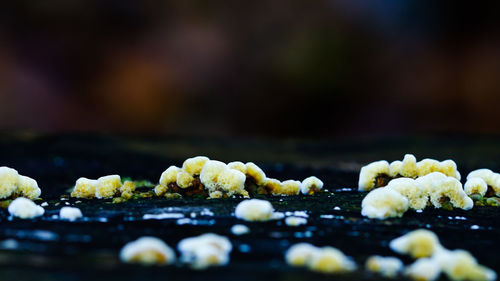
<box><xmin>389</xmin><ymin>229</ymin><xmax>496</xmax><ymax>281</ymax></box>
<box><xmin>285</xmin><ymin>216</ymin><xmax>308</xmax><ymax>227</ymax></box>
<box><xmin>365</xmin><ymin>255</ymin><xmax>404</xmax><ymax>278</ymax></box>
<box><xmin>178</xmin><ymin>233</ymin><xmax>232</xmax><ymax>269</ymax></box>
<box><xmin>8</xmin><ymin>197</ymin><xmax>45</xmax><ymax>219</ymax></box>
<box><xmin>71</xmin><ymin>175</ymin><xmax>135</xmax><ymax>199</ymax></box>
<box><xmin>155</xmin><ymin>156</ymin><xmax>324</xmax><ymax>198</ymax></box>
<box><xmin>59</xmin><ymin>207</ymin><xmax>83</xmax><ymax>221</ymax></box>
<box><xmin>285</xmin><ymin>243</ymin><xmax>356</xmax><ymax>274</ymax></box>
<box><xmin>120</xmin><ymin>236</ymin><xmax>176</xmax><ymax>266</ymax></box>
<box><xmin>465</xmin><ymin>169</ymin><xmax>500</xmax><ymax>197</ymax></box>
<box><xmin>0</xmin><ymin>166</ymin><xmax>41</xmax><ymax>200</ymax></box>
<box><xmin>361</xmin><ymin>172</ymin><xmax>473</xmax><ymax>219</ymax></box>
<box><xmin>234</xmin><ymin>199</ymin><xmax>276</xmax><ymax>221</ymax></box>
<box><xmin>359</xmin><ymin>154</ymin><xmax>461</xmax><ymax>192</ymax></box>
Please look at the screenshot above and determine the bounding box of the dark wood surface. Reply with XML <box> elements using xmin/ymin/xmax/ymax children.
<box><xmin>0</xmin><ymin>133</ymin><xmax>499</xmax><ymax>281</ymax></box>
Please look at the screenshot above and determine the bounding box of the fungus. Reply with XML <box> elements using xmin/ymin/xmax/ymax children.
<box><xmin>59</xmin><ymin>207</ymin><xmax>83</xmax><ymax>221</ymax></box>
<box><xmin>389</xmin><ymin>229</ymin><xmax>443</xmax><ymax>259</ymax></box>
<box><xmin>178</xmin><ymin>233</ymin><xmax>232</xmax><ymax>269</ymax></box>
<box><xmin>71</xmin><ymin>175</ymin><xmax>123</xmax><ymax>199</ymax></box>
<box><xmin>464</xmin><ymin>177</ymin><xmax>487</xmax><ymax>197</ymax></box>
<box><xmin>182</xmin><ymin>156</ymin><xmax>209</xmax><ymax>176</ymax></box>
<box><xmin>300</xmin><ymin>176</ymin><xmax>324</xmax><ymax>195</ymax></box>
<box><xmin>230</xmin><ymin>224</ymin><xmax>250</xmax><ymax>236</ymax></box>
<box><xmin>156</xmin><ymin>157</ymin><xmax>323</xmax><ymax>198</ymax></box>
<box><xmin>0</xmin><ymin>166</ymin><xmax>41</xmax><ymax>200</ymax></box>
<box><xmin>285</xmin><ymin>243</ymin><xmax>356</xmax><ymax>274</ymax></box>
<box><xmin>466</xmin><ymin>169</ymin><xmax>500</xmax><ymax>197</ymax></box>
<box><xmin>405</xmin><ymin>257</ymin><xmax>442</xmax><ymax>281</ymax></box>
<box><xmin>361</xmin><ymin>187</ymin><xmax>409</xmax><ymax>219</ymax></box>
<box><xmin>120</xmin><ymin>237</ymin><xmax>175</xmax><ymax>266</ymax></box>
<box><xmin>235</xmin><ymin>199</ymin><xmax>274</xmax><ymax>221</ymax></box>
<box><xmin>285</xmin><ymin>216</ymin><xmax>307</xmax><ymax>226</ymax></box>
<box><xmin>358</xmin><ymin>155</ymin><xmax>461</xmax><ymax>191</ymax></box>
<box><xmin>365</xmin><ymin>255</ymin><xmax>404</xmax><ymax>278</ymax></box>
<box><xmin>8</xmin><ymin>197</ymin><xmax>44</xmax><ymax>219</ymax></box>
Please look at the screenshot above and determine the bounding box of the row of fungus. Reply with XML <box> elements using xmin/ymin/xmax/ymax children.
<box><xmin>155</xmin><ymin>156</ymin><xmax>324</xmax><ymax>199</ymax></box>
<box><xmin>359</xmin><ymin>154</ymin><xmax>461</xmax><ymax>191</ymax></box>
<box><xmin>362</xmin><ymin>172</ymin><xmax>473</xmax><ymax>219</ymax></box>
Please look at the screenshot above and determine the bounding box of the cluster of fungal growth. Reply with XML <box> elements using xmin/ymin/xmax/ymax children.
<box><xmin>362</xmin><ymin>172</ymin><xmax>473</xmax><ymax>219</ymax></box>
<box><xmin>285</xmin><ymin>243</ymin><xmax>356</xmax><ymax>274</ymax></box>
<box><xmin>71</xmin><ymin>175</ymin><xmax>136</xmax><ymax>199</ymax></box>
<box><xmin>154</xmin><ymin>156</ymin><xmax>324</xmax><ymax>199</ymax></box>
<box><xmin>0</xmin><ymin>166</ymin><xmax>41</xmax><ymax>200</ymax></box>
<box><xmin>464</xmin><ymin>169</ymin><xmax>500</xmax><ymax>206</ymax></box>
<box><xmin>389</xmin><ymin>229</ymin><xmax>496</xmax><ymax>281</ymax></box>
<box><xmin>178</xmin><ymin>233</ymin><xmax>232</xmax><ymax>269</ymax></box>
<box><xmin>120</xmin><ymin>237</ymin><xmax>176</xmax><ymax>266</ymax></box>
<box><xmin>359</xmin><ymin>154</ymin><xmax>461</xmax><ymax>192</ymax></box>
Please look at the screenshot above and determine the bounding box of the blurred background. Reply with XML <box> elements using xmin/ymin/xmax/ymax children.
<box><xmin>0</xmin><ymin>1</ymin><xmax>499</xmax><ymax>138</ymax></box>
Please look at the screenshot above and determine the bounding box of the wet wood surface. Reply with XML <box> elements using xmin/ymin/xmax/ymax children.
<box><xmin>0</xmin><ymin>133</ymin><xmax>499</xmax><ymax>281</ymax></box>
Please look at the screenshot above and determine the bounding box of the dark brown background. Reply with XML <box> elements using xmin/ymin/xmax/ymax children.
<box><xmin>1</xmin><ymin>1</ymin><xmax>499</xmax><ymax>137</ymax></box>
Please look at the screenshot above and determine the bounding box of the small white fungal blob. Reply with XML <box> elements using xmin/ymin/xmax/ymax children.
<box><xmin>365</xmin><ymin>255</ymin><xmax>404</xmax><ymax>278</ymax></box>
<box><xmin>15</xmin><ymin>175</ymin><xmax>42</xmax><ymax>200</ymax></box>
<box><xmin>182</xmin><ymin>156</ymin><xmax>210</xmax><ymax>176</ymax></box>
<box><xmin>285</xmin><ymin>216</ymin><xmax>307</xmax><ymax>227</ymax></box>
<box><xmin>300</xmin><ymin>176</ymin><xmax>324</xmax><ymax>195</ymax></box>
<box><xmin>358</xmin><ymin>160</ymin><xmax>390</xmax><ymax>191</ymax></box>
<box><xmin>0</xmin><ymin>167</ymin><xmax>42</xmax><ymax>200</ymax></box>
<box><xmin>230</xmin><ymin>224</ymin><xmax>250</xmax><ymax>236</ymax></box>
<box><xmin>178</xmin><ymin>233</ymin><xmax>232</xmax><ymax>269</ymax></box>
<box><xmin>467</xmin><ymin>168</ymin><xmax>500</xmax><ymax>196</ymax></box>
<box><xmin>8</xmin><ymin>197</ymin><xmax>45</xmax><ymax>219</ymax></box>
<box><xmin>120</xmin><ymin>236</ymin><xmax>175</xmax><ymax>266</ymax></box>
<box><xmin>389</xmin><ymin>229</ymin><xmax>443</xmax><ymax>259</ymax></box>
<box><xmin>41</xmin><ymin>202</ymin><xmax>48</xmax><ymax>207</ymax></box>
<box><xmin>361</xmin><ymin>188</ymin><xmax>409</xmax><ymax>219</ymax></box>
<box><xmin>464</xmin><ymin>177</ymin><xmax>488</xmax><ymax>197</ymax></box>
<box><xmin>59</xmin><ymin>207</ymin><xmax>83</xmax><ymax>221</ymax></box>
<box><xmin>235</xmin><ymin>199</ymin><xmax>274</xmax><ymax>221</ymax></box>
<box><xmin>405</xmin><ymin>257</ymin><xmax>442</xmax><ymax>281</ymax></box>
<box><xmin>285</xmin><ymin>243</ymin><xmax>356</xmax><ymax>274</ymax></box>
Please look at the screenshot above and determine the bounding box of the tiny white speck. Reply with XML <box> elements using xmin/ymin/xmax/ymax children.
<box><xmin>471</xmin><ymin>225</ymin><xmax>480</xmax><ymax>230</ymax></box>
<box><xmin>41</xmin><ymin>202</ymin><xmax>48</xmax><ymax>207</ymax></box>
<box><xmin>333</xmin><ymin>206</ymin><xmax>341</xmax><ymax>211</ymax></box>
<box><xmin>416</xmin><ymin>210</ymin><xmax>423</xmax><ymax>213</ymax></box>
